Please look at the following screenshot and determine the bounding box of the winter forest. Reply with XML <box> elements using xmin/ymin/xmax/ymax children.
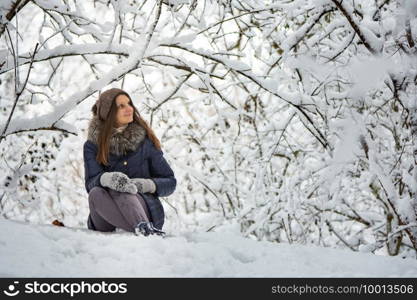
<box><xmin>0</xmin><ymin>0</ymin><xmax>417</xmax><ymax>263</ymax></box>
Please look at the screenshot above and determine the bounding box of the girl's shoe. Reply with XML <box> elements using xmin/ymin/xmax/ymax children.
<box><xmin>134</xmin><ymin>222</ymin><xmax>153</xmax><ymax>236</ymax></box>
<box><xmin>135</xmin><ymin>222</ymin><xmax>165</xmax><ymax>237</ymax></box>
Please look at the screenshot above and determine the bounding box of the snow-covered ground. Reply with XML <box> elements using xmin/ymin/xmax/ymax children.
<box><xmin>0</xmin><ymin>217</ymin><xmax>416</xmax><ymax>277</ymax></box>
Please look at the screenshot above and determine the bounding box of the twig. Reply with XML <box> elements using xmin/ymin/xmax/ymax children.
<box><xmin>0</xmin><ymin>43</ymin><xmax>39</xmax><ymax>143</ymax></box>
<box><xmin>326</xmin><ymin>220</ymin><xmax>357</xmax><ymax>251</ymax></box>
<box><xmin>330</xmin><ymin>0</ymin><xmax>377</xmax><ymax>54</ymax></box>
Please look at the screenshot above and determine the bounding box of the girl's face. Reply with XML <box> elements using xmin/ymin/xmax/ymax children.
<box><xmin>114</xmin><ymin>94</ymin><xmax>134</xmax><ymax>127</ymax></box>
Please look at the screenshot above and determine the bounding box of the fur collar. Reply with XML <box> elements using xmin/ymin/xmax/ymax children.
<box><xmin>87</xmin><ymin>115</ymin><xmax>146</xmax><ymax>156</ymax></box>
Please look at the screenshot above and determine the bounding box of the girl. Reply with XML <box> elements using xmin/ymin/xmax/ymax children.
<box><xmin>83</xmin><ymin>88</ymin><xmax>176</xmax><ymax>236</ymax></box>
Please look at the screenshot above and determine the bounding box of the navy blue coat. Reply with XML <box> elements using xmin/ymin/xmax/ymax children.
<box><xmin>83</xmin><ymin>137</ymin><xmax>176</xmax><ymax>229</ymax></box>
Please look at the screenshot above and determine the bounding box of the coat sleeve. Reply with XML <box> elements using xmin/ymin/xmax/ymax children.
<box><xmin>148</xmin><ymin>141</ymin><xmax>177</xmax><ymax>197</ymax></box>
<box><xmin>83</xmin><ymin>141</ymin><xmax>105</xmax><ymax>193</ymax></box>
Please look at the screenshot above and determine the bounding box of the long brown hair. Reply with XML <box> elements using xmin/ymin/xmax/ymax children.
<box><xmin>91</xmin><ymin>91</ymin><xmax>161</xmax><ymax>165</ymax></box>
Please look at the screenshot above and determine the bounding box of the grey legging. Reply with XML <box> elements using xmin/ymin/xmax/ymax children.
<box><xmin>87</xmin><ymin>186</ymin><xmax>151</xmax><ymax>233</ymax></box>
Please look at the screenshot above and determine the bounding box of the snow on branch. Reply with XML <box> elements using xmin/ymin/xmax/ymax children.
<box><xmin>1</xmin><ymin>0</ymin><xmax>165</xmax><ymax>139</ymax></box>
<box><xmin>160</xmin><ymin>42</ymin><xmax>329</xmax><ymax>149</ymax></box>
<box><xmin>329</xmin><ymin>0</ymin><xmax>381</xmax><ymax>54</ymax></box>
<box><xmin>0</xmin><ymin>43</ymin><xmax>129</xmax><ymax>74</ymax></box>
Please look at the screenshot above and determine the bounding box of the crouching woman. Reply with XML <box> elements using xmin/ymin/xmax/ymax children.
<box><xmin>83</xmin><ymin>88</ymin><xmax>176</xmax><ymax>236</ymax></box>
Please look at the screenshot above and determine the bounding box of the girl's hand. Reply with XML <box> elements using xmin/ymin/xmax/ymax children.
<box><xmin>100</xmin><ymin>172</ymin><xmax>138</xmax><ymax>194</ymax></box>
<box><xmin>131</xmin><ymin>178</ymin><xmax>156</xmax><ymax>194</ymax></box>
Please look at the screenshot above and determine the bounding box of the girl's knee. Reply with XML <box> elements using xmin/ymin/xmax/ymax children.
<box><xmin>89</xmin><ymin>186</ymin><xmax>106</xmax><ymax>198</ymax></box>
<box><xmin>88</xmin><ymin>186</ymin><xmax>107</xmax><ymax>206</ymax></box>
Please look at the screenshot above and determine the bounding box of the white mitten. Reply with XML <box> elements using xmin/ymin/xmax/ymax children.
<box><xmin>131</xmin><ymin>178</ymin><xmax>156</xmax><ymax>194</ymax></box>
<box><xmin>100</xmin><ymin>172</ymin><xmax>138</xmax><ymax>194</ymax></box>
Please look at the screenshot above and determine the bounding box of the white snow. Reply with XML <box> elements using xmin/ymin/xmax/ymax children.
<box><xmin>0</xmin><ymin>217</ymin><xmax>416</xmax><ymax>277</ymax></box>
